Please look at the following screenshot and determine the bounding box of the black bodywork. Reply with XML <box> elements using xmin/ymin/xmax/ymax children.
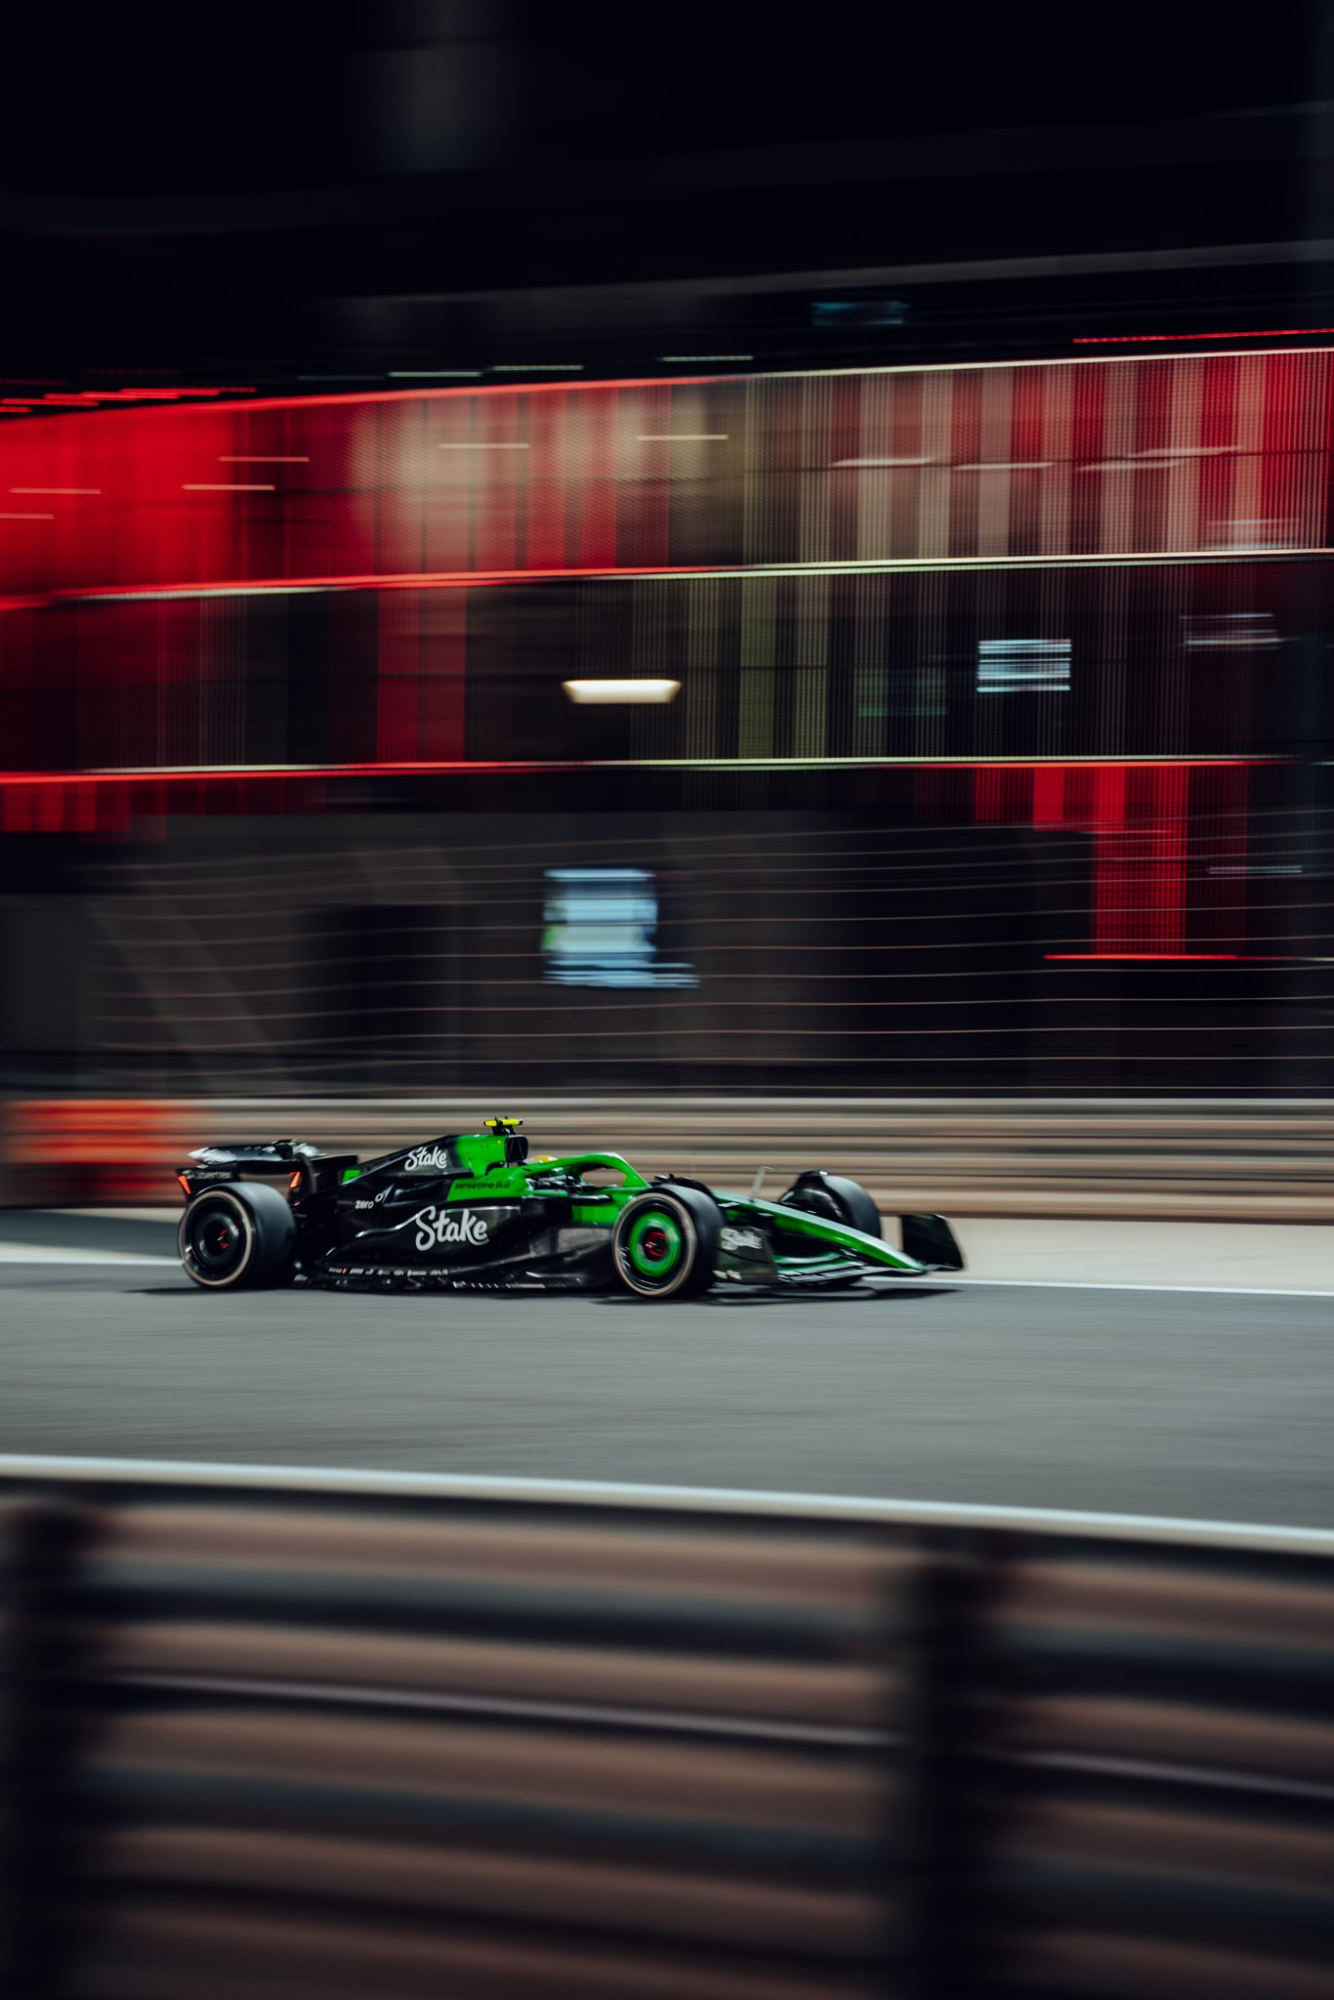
<box><xmin>175</xmin><ymin>1125</ymin><xmax>964</xmax><ymax>1295</ymax></box>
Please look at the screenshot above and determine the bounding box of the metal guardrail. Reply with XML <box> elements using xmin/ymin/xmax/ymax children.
<box><xmin>3</xmin><ymin>1095</ymin><xmax>1334</xmax><ymax>1219</ymax></box>
<box><xmin>2</xmin><ymin>1458</ymin><xmax>1333</xmax><ymax>1999</ymax></box>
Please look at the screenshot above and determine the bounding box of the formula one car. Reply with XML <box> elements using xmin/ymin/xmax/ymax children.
<box><xmin>176</xmin><ymin>1116</ymin><xmax>964</xmax><ymax>1299</ymax></box>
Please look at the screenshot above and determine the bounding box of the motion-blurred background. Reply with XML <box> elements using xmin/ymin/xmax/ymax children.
<box><xmin>6</xmin><ymin>23</ymin><xmax>1334</xmax><ymax>2000</ymax></box>
<box><xmin>1</xmin><ymin>7</ymin><xmax>1332</xmax><ymax>1186</ymax></box>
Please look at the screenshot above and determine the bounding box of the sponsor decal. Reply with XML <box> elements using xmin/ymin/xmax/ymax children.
<box><xmin>404</xmin><ymin>1144</ymin><xmax>454</xmax><ymax>1173</ymax></box>
<box><xmin>720</xmin><ymin>1225</ymin><xmax>766</xmax><ymax>1253</ymax></box>
<box><xmin>413</xmin><ymin>1206</ymin><xmax>490</xmax><ymax>1253</ymax></box>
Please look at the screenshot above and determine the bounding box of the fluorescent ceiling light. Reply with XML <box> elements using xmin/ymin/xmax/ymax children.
<box><xmin>564</xmin><ymin>679</ymin><xmax>681</xmax><ymax>705</ymax></box>
<box><xmin>831</xmin><ymin>455</ymin><xmax>938</xmax><ymax>467</ymax></box>
<box><xmin>636</xmin><ymin>433</ymin><xmax>729</xmax><ymax>441</ymax></box>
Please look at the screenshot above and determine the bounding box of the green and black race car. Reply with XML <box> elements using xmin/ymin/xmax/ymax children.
<box><xmin>176</xmin><ymin>1116</ymin><xmax>964</xmax><ymax>1300</ymax></box>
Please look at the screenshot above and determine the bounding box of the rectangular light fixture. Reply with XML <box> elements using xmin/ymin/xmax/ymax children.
<box><xmin>563</xmin><ymin>679</ymin><xmax>681</xmax><ymax>705</ymax></box>
<box><xmin>977</xmin><ymin>637</ymin><xmax>1071</xmax><ymax>693</ymax></box>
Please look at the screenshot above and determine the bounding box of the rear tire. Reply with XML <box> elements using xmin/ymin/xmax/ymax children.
<box><xmin>179</xmin><ymin>1183</ymin><xmax>296</xmax><ymax>1291</ymax></box>
<box><xmin>780</xmin><ymin>1170</ymin><xmax>882</xmax><ymax>1239</ymax></box>
<box><xmin>612</xmin><ymin>1186</ymin><xmax>721</xmax><ymax>1300</ymax></box>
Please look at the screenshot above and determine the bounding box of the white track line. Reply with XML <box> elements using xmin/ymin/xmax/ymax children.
<box><xmin>887</xmin><ymin>1276</ymin><xmax>1334</xmax><ymax>1299</ymax></box>
<box><xmin>1</xmin><ymin>1453</ymin><xmax>1331</xmax><ymax>1555</ymax></box>
<box><xmin>0</xmin><ymin>1246</ymin><xmax>179</xmax><ymax>1266</ymax></box>
<box><xmin>1</xmin><ymin>1245</ymin><xmax>1328</xmax><ymax>1294</ymax></box>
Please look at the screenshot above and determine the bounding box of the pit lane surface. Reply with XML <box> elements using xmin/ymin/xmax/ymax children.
<box><xmin>2</xmin><ymin>1224</ymin><xmax>1331</xmax><ymax>1527</ymax></box>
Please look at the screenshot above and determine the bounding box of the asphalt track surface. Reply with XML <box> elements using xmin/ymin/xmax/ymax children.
<box><xmin>2</xmin><ymin>1214</ymin><xmax>1331</xmax><ymax>1528</ymax></box>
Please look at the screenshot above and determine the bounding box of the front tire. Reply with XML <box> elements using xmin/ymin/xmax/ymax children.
<box><xmin>612</xmin><ymin>1186</ymin><xmax>721</xmax><ymax>1300</ymax></box>
<box><xmin>179</xmin><ymin>1183</ymin><xmax>296</xmax><ymax>1291</ymax></box>
<box><xmin>779</xmin><ymin>1170</ymin><xmax>882</xmax><ymax>1239</ymax></box>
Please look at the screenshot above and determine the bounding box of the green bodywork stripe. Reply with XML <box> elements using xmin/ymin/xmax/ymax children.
<box><xmin>719</xmin><ymin>1194</ymin><xmax>928</xmax><ymax>1274</ymax></box>
<box><xmin>539</xmin><ymin>1152</ymin><xmax>649</xmax><ymax>1190</ymax></box>
<box><xmin>570</xmin><ymin>1201</ymin><xmax>619</xmax><ymax>1227</ymax></box>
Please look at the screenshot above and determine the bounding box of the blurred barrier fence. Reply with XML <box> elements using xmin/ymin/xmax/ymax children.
<box><xmin>2</xmin><ymin>1094</ymin><xmax>1333</xmax><ymax>1219</ymax></box>
<box><xmin>2</xmin><ymin>1457</ymin><xmax>1333</xmax><ymax>2000</ymax></box>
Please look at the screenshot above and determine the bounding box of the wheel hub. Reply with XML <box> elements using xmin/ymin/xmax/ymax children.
<box><xmin>192</xmin><ymin>1206</ymin><xmax>243</xmax><ymax>1272</ymax></box>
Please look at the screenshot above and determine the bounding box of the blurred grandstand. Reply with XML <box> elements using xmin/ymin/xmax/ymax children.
<box><xmin>0</xmin><ymin>351</ymin><xmax>1329</xmax><ymax>1121</ymax></box>
<box><xmin>1</xmin><ymin>9</ymin><xmax>1332</xmax><ymax>1191</ymax></box>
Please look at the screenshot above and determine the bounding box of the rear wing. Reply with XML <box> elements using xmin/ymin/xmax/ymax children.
<box><xmin>176</xmin><ymin>1141</ymin><xmax>357</xmax><ymax>1200</ymax></box>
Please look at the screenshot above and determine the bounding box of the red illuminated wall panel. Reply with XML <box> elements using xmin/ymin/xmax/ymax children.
<box><xmin>0</xmin><ymin>351</ymin><xmax>1328</xmax><ymax>607</ymax></box>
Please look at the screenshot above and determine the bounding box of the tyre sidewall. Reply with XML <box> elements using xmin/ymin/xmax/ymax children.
<box><xmin>613</xmin><ymin>1186</ymin><xmax>721</xmax><ymax>1299</ymax></box>
<box><xmin>816</xmin><ymin>1173</ymin><xmax>883</xmax><ymax>1240</ymax></box>
<box><xmin>179</xmin><ymin>1183</ymin><xmax>296</xmax><ymax>1290</ymax></box>
<box><xmin>784</xmin><ymin>1170</ymin><xmax>883</xmax><ymax>1239</ymax></box>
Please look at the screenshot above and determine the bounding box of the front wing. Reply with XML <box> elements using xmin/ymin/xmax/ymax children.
<box><xmin>714</xmin><ymin>1197</ymin><xmax>964</xmax><ymax>1285</ymax></box>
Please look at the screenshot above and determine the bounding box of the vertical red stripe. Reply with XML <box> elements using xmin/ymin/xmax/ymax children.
<box><xmin>575</xmin><ymin>388</ymin><xmax>620</xmax><ymax>567</ymax></box>
<box><xmin>1091</xmin><ymin>765</ymin><xmax>1129</xmax><ymax>953</ymax></box>
<box><xmin>1032</xmin><ymin>765</ymin><xmax>1066</xmax><ymax>826</ymax></box>
<box><xmin>1147</xmin><ymin>764</ymin><xmax>1188</xmax><ymax>955</ymax></box>
<box><xmin>525</xmin><ymin>393</ymin><xmax>567</xmax><ymax>569</ymax></box>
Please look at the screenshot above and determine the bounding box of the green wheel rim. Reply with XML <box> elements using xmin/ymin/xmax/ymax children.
<box><xmin>616</xmin><ymin>1200</ymin><xmax>700</xmax><ymax>1296</ymax></box>
<box><xmin>625</xmin><ymin>1208</ymin><xmax>684</xmax><ymax>1278</ymax></box>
